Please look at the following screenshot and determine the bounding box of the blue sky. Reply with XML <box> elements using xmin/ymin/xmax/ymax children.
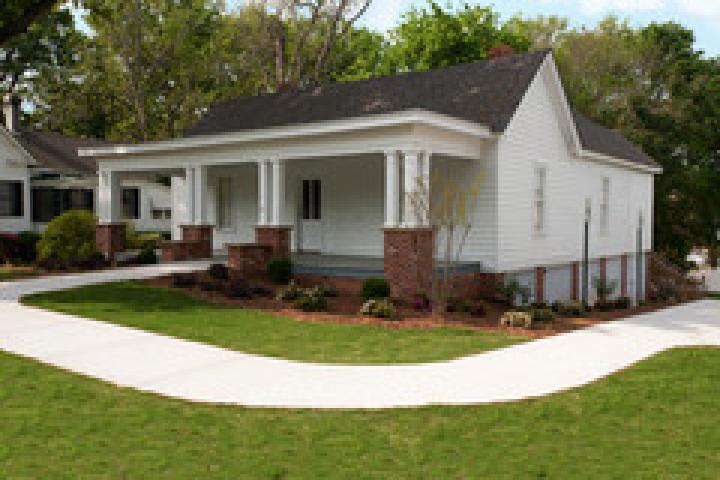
<box><xmin>359</xmin><ymin>0</ymin><xmax>720</xmax><ymax>55</ymax></box>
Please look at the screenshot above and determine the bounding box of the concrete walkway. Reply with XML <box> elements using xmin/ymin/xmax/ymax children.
<box><xmin>1</xmin><ymin>266</ymin><xmax>719</xmax><ymax>409</ymax></box>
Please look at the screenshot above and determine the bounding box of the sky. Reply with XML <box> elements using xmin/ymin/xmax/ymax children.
<box><xmin>358</xmin><ymin>0</ymin><xmax>720</xmax><ymax>55</ymax></box>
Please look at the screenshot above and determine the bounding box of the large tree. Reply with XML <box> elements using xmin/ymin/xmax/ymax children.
<box><xmin>0</xmin><ymin>0</ymin><xmax>58</xmax><ymax>46</ymax></box>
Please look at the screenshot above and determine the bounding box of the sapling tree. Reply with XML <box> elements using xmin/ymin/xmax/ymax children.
<box><xmin>407</xmin><ymin>169</ymin><xmax>483</xmax><ymax>315</ymax></box>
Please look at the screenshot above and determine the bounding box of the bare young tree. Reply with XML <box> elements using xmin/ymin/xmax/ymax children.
<box><xmin>407</xmin><ymin>170</ymin><xmax>484</xmax><ymax>315</ymax></box>
<box><xmin>252</xmin><ymin>0</ymin><xmax>372</xmax><ymax>89</ymax></box>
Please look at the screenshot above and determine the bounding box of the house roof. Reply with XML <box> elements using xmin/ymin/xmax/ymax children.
<box><xmin>189</xmin><ymin>49</ymin><xmax>550</xmax><ymax>137</ymax></box>
<box><xmin>188</xmin><ymin>49</ymin><xmax>656</xmax><ymax>169</ymax></box>
<box><xmin>14</xmin><ymin>130</ymin><xmax>108</xmax><ymax>174</ymax></box>
<box><xmin>572</xmin><ymin>111</ymin><xmax>658</xmax><ymax>168</ymax></box>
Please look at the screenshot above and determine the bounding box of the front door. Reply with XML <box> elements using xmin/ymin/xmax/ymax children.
<box><xmin>299</xmin><ymin>179</ymin><xmax>322</xmax><ymax>252</ymax></box>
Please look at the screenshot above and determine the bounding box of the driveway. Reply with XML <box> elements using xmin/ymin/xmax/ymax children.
<box><xmin>1</xmin><ymin>266</ymin><xmax>719</xmax><ymax>409</ymax></box>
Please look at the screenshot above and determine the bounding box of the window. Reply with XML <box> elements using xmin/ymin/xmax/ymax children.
<box><xmin>0</xmin><ymin>181</ymin><xmax>23</xmax><ymax>217</ymax></box>
<box><xmin>217</xmin><ymin>177</ymin><xmax>232</xmax><ymax>229</ymax></box>
<box><xmin>32</xmin><ymin>188</ymin><xmax>93</xmax><ymax>223</ymax></box>
<box><xmin>302</xmin><ymin>180</ymin><xmax>321</xmax><ymax>220</ymax></box>
<box><xmin>601</xmin><ymin>177</ymin><xmax>610</xmax><ymax>232</ymax></box>
<box><xmin>533</xmin><ymin>167</ymin><xmax>546</xmax><ymax>233</ymax></box>
<box><xmin>122</xmin><ymin>188</ymin><xmax>140</xmax><ymax>220</ymax></box>
<box><xmin>152</xmin><ymin>208</ymin><xmax>171</xmax><ymax>220</ymax></box>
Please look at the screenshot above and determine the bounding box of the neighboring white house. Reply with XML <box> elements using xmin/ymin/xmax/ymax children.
<box><xmin>0</xmin><ymin>95</ymin><xmax>172</xmax><ymax>234</ymax></box>
<box><xmin>82</xmin><ymin>50</ymin><xmax>660</xmax><ymax>304</ymax></box>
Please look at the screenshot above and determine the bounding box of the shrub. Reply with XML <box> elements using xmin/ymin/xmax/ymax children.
<box><xmin>501</xmin><ymin>279</ymin><xmax>531</xmax><ymax>307</ymax></box>
<box><xmin>276</xmin><ymin>281</ymin><xmax>304</xmax><ymax>301</ymax></box>
<box><xmin>554</xmin><ymin>300</ymin><xmax>584</xmax><ymax>317</ymax></box>
<box><xmin>197</xmin><ymin>274</ymin><xmax>223</xmax><ymax>292</ymax></box>
<box><xmin>412</xmin><ymin>291</ymin><xmax>431</xmax><ymax>311</ymax></box>
<box><xmin>468</xmin><ymin>300</ymin><xmax>487</xmax><ymax>317</ymax></box>
<box><xmin>316</xmin><ymin>284</ymin><xmax>339</xmax><ymax>298</ymax></box>
<box><xmin>530</xmin><ymin>307</ymin><xmax>555</xmax><ymax>322</ymax></box>
<box><xmin>137</xmin><ymin>243</ymin><xmax>158</xmax><ymax>265</ymax></box>
<box><xmin>207</xmin><ymin>263</ymin><xmax>229</xmax><ymax>280</ymax></box>
<box><xmin>499</xmin><ymin>311</ymin><xmax>532</xmax><ymax>329</ymax></box>
<box><xmin>224</xmin><ymin>279</ymin><xmax>251</xmax><ymax>298</ymax></box>
<box><xmin>593</xmin><ymin>299</ymin><xmax>615</xmax><ymax>312</ymax></box>
<box><xmin>530</xmin><ymin>301</ymin><xmax>548</xmax><ymax>309</ymax></box>
<box><xmin>0</xmin><ymin>232</ymin><xmax>39</xmax><ymax>264</ymax></box>
<box><xmin>267</xmin><ymin>258</ymin><xmax>292</xmax><ymax>284</ymax></box>
<box><xmin>592</xmin><ymin>277</ymin><xmax>618</xmax><ymax>300</ymax></box>
<box><xmin>614</xmin><ymin>296</ymin><xmax>631</xmax><ymax>309</ymax></box>
<box><xmin>171</xmin><ymin>272</ymin><xmax>196</xmax><ymax>288</ymax></box>
<box><xmin>37</xmin><ymin>211</ymin><xmax>101</xmax><ymax>269</ymax></box>
<box><xmin>250</xmin><ymin>285</ymin><xmax>274</xmax><ymax>297</ymax></box>
<box><xmin>446</xmin><ymin>297</ymin><xmax>471</xmax><ymax>313</ymax></box>
<box><xmin>360</xmin><ymin>298</ymin><xmax>396</xmax><ymax>319</ymax></box>
<box><xmin>293</xmin><ymin>287</ymin><xmax>328</xmax><ymax>312</ymax></box>
<box><xmin>362</xmin><ymin>278</ymin><xmax>390</xmax><ymax>301</ymax></box>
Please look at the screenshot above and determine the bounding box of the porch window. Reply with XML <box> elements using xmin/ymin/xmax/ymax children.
<box><xmin>217</xmin><ymin>177</ymin><xmax>232</xmax><ymax>229</ymax></box>
<box><xmin>0</xmin><ymin>181</ymin><xmax>23</xmax><ymax>217</ymax></box>
<box><xmin>122</xmin><ymin>188</ymin><xmax>141</xmax><ymax>220</ymax></box>
<box><xmin>533</xmin><ymin>167</ymin><xmax>546</xmax><ymax>233</ymax></box>
<box><xmin>601</xmin><ymin>176</ymin><xmax>610</xmax><ymax>233</ymax></box>
<box><xmin>302</xmin><ymin>180</ymin><xmax>321</xmax><ymax>220</ymax></box>
<box><xmin>32</xmin><ymin>188</ymin><xmax>93</xmax><ymax>223</ymax></box>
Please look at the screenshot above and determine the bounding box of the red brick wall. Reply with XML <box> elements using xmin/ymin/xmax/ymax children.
<box><xmin>227</xmin><ymin>244</ymin><xmax>272</xmax><ymax>275</ymax></box>
<box><xmin>160</xmin><ymin>240</ymin><xmax>203</xmax><ymax>262</ymax></box>
<box><xmin>255</xmin><ymin>226</ymin><xmax>292</xmax><ymax>259</ymax></box>
<box><xmin>620</xmin><ymin>254</ymin><xmax>628</xmax><ymax>297</ymax></box>
<box><xmin>181</xmin><ymin>225</ymin><xmax>214</xmax><ymax>258</ymax></box>
<box><xmin>96</xmin><ymin>223</ymin><xmax>126</xmax><ymax>260</ymax></box>
<box><xmin>294</xmin><ymin>274</ymin><xmax>365</xmax><ymax>295</ymax></box>
<box><xmin>383</xmin><ymin>227</ymin><xmax>434</xmax><ymax>301</ymax></box>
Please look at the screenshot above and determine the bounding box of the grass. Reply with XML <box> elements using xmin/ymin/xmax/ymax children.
<box><xmin>22</xmin><ymin>282</ymin><xmax>526</xmax><ymax>364</ymax></box>
<box><xmin>1</xmin><ymin>347</ymin><xmax>719</xmax><ymax>478</ymax></box>
<box><xmin>707</xmin><ymin>292</ymin><xmax>720</xmax><ymax>300</ymax></box>
<box><xmin>0</xmin><ymin>266</ymin><xmax>37</xmax><ymax>281</ymax></box>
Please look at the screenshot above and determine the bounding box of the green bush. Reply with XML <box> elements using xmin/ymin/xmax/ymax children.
<box><xmin>293</xmin><ymin>287</ymin><xmax>328</xmax><ymax>312</ymax></box>
<box><xmin>0</xmin><ymin>232</ymin><xmax>40</xmax><ymax>264</ymax></box>
<box><xmin>501</xmin><ymin>279</ymin><xmax>531</xmax><ymax>307</ymax></box>
<box><xmin>530</xmin><ymin>307</ymin><xmax>555</xmax><ymax>322</ymax></box>
<box><xmin>137</xmin><ymin>243</ymin><xmax>158</xmax><ymax>265</ymax></box>
<box><xmin>362</xmin><ymin>278</ymin><xmax>390</xmax><ymax>301</ymax></box>
<box><xmin>360</xmin><ymin>298</ymin><xmax>396</xmax><ymax>319</ymax></box>
<box><xmin>276</xmin><ymin>281</ymin><xmax>304</xmax><ymax>301</ymax></box>
<box><xmin>207</xmin><ymin>263</ymin><xmax>229</xmax><ymax>280</ymax></box>
<box><xmin>267</xmin><ymin>258</ymin><xmax>292</xmax><ymax>284</ymax></box>
<box><xmin>37</xmin><ymin>211</ymin><xmax>101</xmax><ymax>269</ymax></box>
<box><xmin>553</xmin><ymin>300</ymin><xmax>584</xmax><ymax>317</ymax></box>
<box><xmin>171</xmin><ymin>272</ymin><xmax>196</xmax><ymax>288</ymax></box>
<box><xmin>614</xmin><ymin>296</ymin><xmax>631</xmax><ymax>309</ymax></box>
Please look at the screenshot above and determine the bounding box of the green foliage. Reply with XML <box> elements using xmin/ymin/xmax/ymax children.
<box><xmin>207</xmin><ymin>263</ymin><xmax>229</xmax><ymax>281</ymax></box>
<box><xmin>530</xmin><ymin>307</ymin><xmax>555</xmax><ymax>322</ymax></box>
<box><xmin>0</xmin><ymin>231</ymin><xmax>40</xmax><ymax>264</ymax></box>
<box><xmin>362</xmin><ymin>278</ymin><xmax>390</xmax><ymax>301</ymax></box>
<box><xmin>552</xmin><ymin>300</ymin><xmax>584</xmax><ymax>317</ymax></box>
<box><xmin>360</xmin><ymin>298</ymin><xmax>396</xmax><ymax>319</ymax></box>
<box><xmin>592</xmin><ymin>277</ymin><xmax>618</xmax><ymax>300</ymax></box>
<box><xmin>501</xmin><ymin>279</ymin><xmax>531</xmax><ymax>307</ymax></box>
<box><xmin>276</xmin><ymin>281</ymin><xmax>305</xmax><ymax>302</ymax></box>
<box><xmin>136</xmin><ymin>243</ymin><xmax>158</xmax><ymax>265</ymax></box>
<box><xmin>615</xmin><ymin>296</ymin><xmax>631</xmax><ymax>309</ymax></box>
<box><xmin>0</xmin><ymin>0</ymin><xmax>57</xmax><ymax>46</ymax></box>
<box><xmin>293</xmin><ymin>287</ymin><xmax>328</xmax><ymax>312</ymax></box>
<box><xmin>267</xmin><ymin>258</ymin><xmax>292</xmax><ymax>284</ymax></box>
<box><xmin>37</xmin><ymin>210</ymin><xmax>101</xmax><ymax>268</ymax></box>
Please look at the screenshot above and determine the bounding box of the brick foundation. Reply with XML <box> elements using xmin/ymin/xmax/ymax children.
<box><xmin>160</xmin><ymin>240</ymin><xmax>206</xmax><ymax>262</ymax></box>
<box><xmin>620</xmin><ymin>254</ymin><xmax>628</xmax><ymax>297</ymax></box>
<box><xmin>255</xmin><ymin>226</ymin><xmax>292</xmax><ymax>259</ymax></box>
<box><xmin>535</xmin><ymin>266</ymin><xmax>546</xmax><ymax>303</ymax></box>
<box><xmin>294</xmin><ymin>274</ymin><xmax>366</xmax><ymax>295</ymax></box>
<box><xmin>227</xmin><ymin>244</ymin><xmax>273</xmax><ymax>275</ymax></box>
<box><xmin>383</xmin><ymin>227</ymin><xmax>434</xmax><ymax>301</ymax></box>
<box><xmin>96</xmin><ymin>223</ymin><xmax>126</xmax><ymax>260</ymax></box>
<box><xmin>180</xmin><ymin>225</ymin><xmax>214</xmax><ymax>259</ymax></box>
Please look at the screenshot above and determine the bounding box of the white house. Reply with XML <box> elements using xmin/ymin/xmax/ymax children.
<box><xmin>83</xmin><ymin>50</ymin><xmax>660</xmax><ymax>304</ymax></box>
<box><xmin>0</xmin><ymin>95</ymin><xmax>172</xmax><ymax>235</ymax></box>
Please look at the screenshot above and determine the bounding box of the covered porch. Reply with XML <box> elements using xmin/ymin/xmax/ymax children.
<box><xmin>88</xmin><ymin>112</ymin><xmax>495</xmax><ymax>298</ymax></box>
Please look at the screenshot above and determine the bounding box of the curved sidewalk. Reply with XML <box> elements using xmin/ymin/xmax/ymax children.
<box><xmin>1</xmin><ymin>266</ymin><xmax>719</xmax><ymax>409</ymax></box>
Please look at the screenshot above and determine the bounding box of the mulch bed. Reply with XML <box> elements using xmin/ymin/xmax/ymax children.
<box><xmin>145</xmin><ymin>275</ymin><xmax>682</xmax><ymax>339</ymax></box>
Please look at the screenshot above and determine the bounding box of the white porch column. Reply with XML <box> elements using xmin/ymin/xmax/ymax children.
<box><xmin>271</xmin><ymin>159</ymin><xmax>285</xmax><ymax>225</ymax></box>
<box><xmin>193</xmin><ymin>165</ymin><xmax>209</xmax><ymax>225</ymax></box>
<box><xmin>185</xmin><ymin>166</ymin><xmax>195</xmax><ymax>224</ymax></box>
<box><xmin>98</xmin><ymin>168</ymin><xmax>122</xmax><ymax>223</ymax></box>
<box><xmin>257</xmin><ymin>160</ymin><xmax>271</xmax><ymax>225</ymax></box>
<box><xmin>402</xmin><ymin>150</ymin><xmax>422</xmax><ymax>227</ymax></box>
<box><xmin>384</xmin><ymin>150</ymin><xmax>401</xmax><ymax>227</ymax></box>
<box><xmin>419</xmin><ymin>151</ymin><xmax>431</xmax><ymax>225</ymax></box>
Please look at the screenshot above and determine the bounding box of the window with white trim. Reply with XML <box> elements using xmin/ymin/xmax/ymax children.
<box><xmin>533</xmin><ymin>166</ymin><xmax>546</xmax><ymax>233</ymax></box>
<box><xmin>217</xmin><ymin>177</ymin><xmax>232</xmax><ymax>230</ymax></box>
<box><xmin>0</xmin><ymin>181</ymin><xmax>23</xmax><ymax>217</ymax></box>
<box><xmin>601</xmin><ymin>176</ymin><xmax>610</xmax><ymax>233</ymax></box>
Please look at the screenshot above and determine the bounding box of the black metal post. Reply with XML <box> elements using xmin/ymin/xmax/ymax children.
<box><xmin>583</xmin><ymin>219</ymin><xmax>589</xmax><ymax>308</ymax></box>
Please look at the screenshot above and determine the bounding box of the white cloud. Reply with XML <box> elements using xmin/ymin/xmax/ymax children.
<box><xmin>362</xmin><ymin>0</ymin><xmax>404</xmax><ymax>32</ymax></box>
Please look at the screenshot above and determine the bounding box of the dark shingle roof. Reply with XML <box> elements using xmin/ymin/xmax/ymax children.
<box><xmin>572</xmin><ymin>111</ymin><xmax>658</xmax><ymax>168</ymax></box>
<box><xmin>189</xmin><ymin>49</ymin><xmax>551</xmax><ymax>136</ymax></box>
<box><xmin>184</xmin><ymin>49</ymin><xmax>657</xmax><ymax>169</ymax></box>
<box><xmin>15</xmin><ymin>130</ymin><xmax>108</xmax><ymax>174</ymax></box>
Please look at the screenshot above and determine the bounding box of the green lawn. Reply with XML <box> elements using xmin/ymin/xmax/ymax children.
<box><xmin>1</xmin><ymin>347</ymin><xmax>719</xmax><ymax>478</ymax></box>
<box><xmin>22</xmin><ymin>282</ymin><xmax>525</xmax><ymax>364</ymax></box>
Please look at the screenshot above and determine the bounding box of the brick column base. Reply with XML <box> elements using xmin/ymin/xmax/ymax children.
<box><xmin>571</xmin><ymin>262</ymin><xmax>580</xmax><ymax>301</ymax></box>
<box><xmin>620</xmin><ymin>254</ymin><xmax>628</xmax><ymax>297</ymax></box>
<box><xmin>255</xmin><ymin>226</ymin><xmax>292</xmax><ymax>259</ymax></box>
<box><xmin>384</xmin><ymin>227</ymin><xmax>434</xmax><ymax>301</ymax></box>
<box><xmin>227</xmin><ymin>244</ymin><xmax>273</xmax><ymax>275</ymax></box>
<box><xmin>181</xmin><ymin>225</ymin><xmax>214</xmax><ymax>258</ymax></box>
<box><xmin>96</xmin><ymin>223</ymin><xmax>126</xmax><ymax>260</ymax></box>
